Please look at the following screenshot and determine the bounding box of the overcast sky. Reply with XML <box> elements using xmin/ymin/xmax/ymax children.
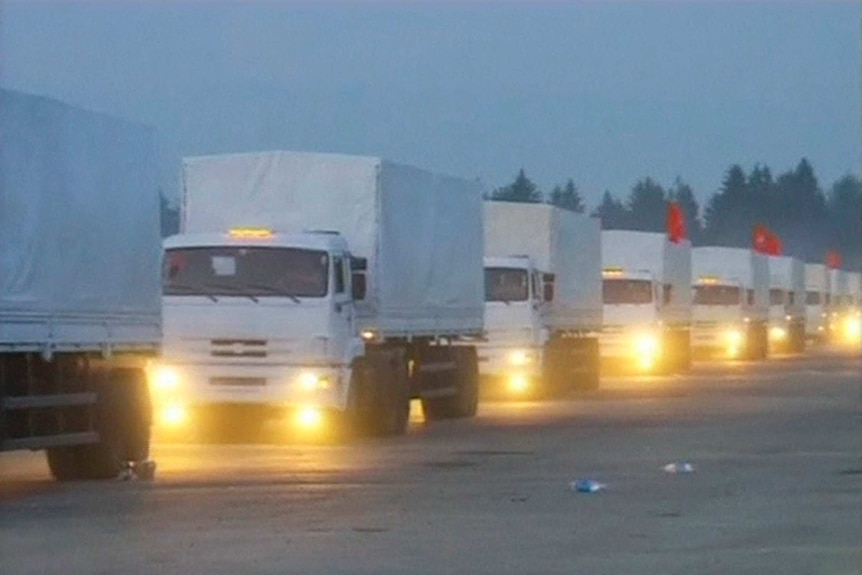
<box><xmin>1</xmin><ymin>1</ymin><xmax>859</xmax><ymax>208</ymax></box>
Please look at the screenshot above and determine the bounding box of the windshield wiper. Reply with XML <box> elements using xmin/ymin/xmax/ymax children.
<box><xmin>203</xmin><ymin>283</ymin><xmax>260</xmax><ymax>303</ymax></box>
<box><xmin>165</xmin><ymin>283</ymin><xmax>218</xmax><ymax>302</ymax></box>
<box><xmin>231</xmin><ymin>283</ymin><xmax>303</xmax><ymax>304</ymax></box>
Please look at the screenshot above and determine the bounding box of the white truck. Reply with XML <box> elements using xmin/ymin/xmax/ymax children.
<box><xmin>766</xmin><ymin>255</ymin><xmax>806</xmax><ymax>353</ymax></box>
<box><xmin>479</xmin><ymin>202</ymin><xmax>602</xmax><ymax>398</ymax></box>
<box><xmin>600</xmin><ymin>230</ymin><xmax>692</xmax><ymax>373</ymax></box>
<box><xmin>1</xmin><ymin>90</ymin><xmax>160</xmax><ymax>480</ymax></box>
<box><xmin>804</xmin><ymin>263</ymin><xmax>831</xmax><ymax>341</ymax></box>
<box><xmin>153</xmin><ymin>151</ymin><xmax>484</xmax><ymax>438</ymax></box>
<box><xmin>830</xmin><ymin>269</ymin><xmax>861</xmax><ymax>346</ymax></box>
<box><xmin>691</xmin><ymin>247</ymin><xmax>769</xmax><ymax>360</ymax></box>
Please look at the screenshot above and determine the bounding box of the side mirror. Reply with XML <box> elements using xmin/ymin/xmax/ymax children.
<box><xmin>352</xmin><ymin>273</ymin><xmax>366</xmax><ymax>301</ymax></box>
<box><xmin>542</xmin><ymin>273</ymin><xmax>555</xmax><ymax>303</ymax></box>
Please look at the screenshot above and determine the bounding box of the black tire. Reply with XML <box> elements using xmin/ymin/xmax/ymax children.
<box><xmin>349</xmin><ymin>348</ymin><xmax>409</xmax><ymax>438</ymax></box>
<box><xmin>420</xmin><ymin>346</ymin><xmax>478</xmax><ymax>421</ymax></box>
<box><xmin>572</xmin><ymin>338</ymin><xmax>600</xmax><ymax>392</ymax></box>
<box><xmin>46</xmin><ymin>367</ymin><xmax>151</xmax><ymax>481</ymax></box>
<box><xmin>46</xmin><ymin>446</ymin><xmax>83</xmax><ymax>481</ymax></box>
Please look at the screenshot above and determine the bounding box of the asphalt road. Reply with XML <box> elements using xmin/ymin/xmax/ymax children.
<box><xmin>1</xmin><ymin>348</ymin><xmax>860</xmax><ymax>575</ymax></box>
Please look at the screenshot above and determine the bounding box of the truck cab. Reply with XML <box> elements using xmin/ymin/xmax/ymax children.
<box><xmin>152</xmin><ymin>228</ymin><xmax>365</xmax><ymax>434</ymax></box>
<box><xmin>478</xmin><ymin>255</ymin><xmax>553</xmax><ymax>395</ymax></box>
<box><xmin>600</xmin><ymin>267</ymin><xmax>664</xmax><ymax>371</ymax></box>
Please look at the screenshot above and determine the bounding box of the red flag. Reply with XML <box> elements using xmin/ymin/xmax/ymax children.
<box><xmin>826</xmin><ymin>250</ymin><xmax>842</xmax><ymax>269</ymax></box>
<box><xmin>752</xmin><ymin>224</ymin><xmax>769</xmax><ymax>253</ymax></box>
<box><xmin>666</xmin><ymin>202</ymin><xmax>687</xmax><ymax>243</ymax></box>
<box><xmin>752</xmin><ymin>224</ymin><xmax>781</xmax><ymax>255</ymax></box>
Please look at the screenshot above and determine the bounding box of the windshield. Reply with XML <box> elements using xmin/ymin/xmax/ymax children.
<box><xmin>806</xmin><ymin>291</ymin><xmax>821</xmax><ymax>305</ymax></box>
<box><xmin>163</xmin><ymin>247</ymin><xmax>329</xmax><ymax>298</ymax></box>
<box><xmin>602</xmin><ymin>279</ymin><xmax>653</xmax><ymax>305</ymax></box>
<box><xmin>485</xmin><ymin>267</ymin><xmax>529</xmax><ymax>302</ymax></box>
<box><xmin>694</xmin><ymin>285</ymin><xmax>741</xmax><ymax>306</ymax></box>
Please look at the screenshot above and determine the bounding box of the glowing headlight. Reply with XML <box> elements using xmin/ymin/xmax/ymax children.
<box><xmin>634</xmin><ymin>335</ymin><xmax>660</xmax><ymax>357</ymax></box>
<box><xmin>507</xmin><ymin>349</ymin><xmax>533</xmax><ymax>367</ymax></box>
<box><xmin>723</xmin><ymin>329</ymin><xmax>745</xmax><ymax>357</ymax></box>
<box><xmin>508</xmin><ymin>374</ymin><xmax>530</xmax><ymax>393</ymax></box>
<box><xmin>843</xmin><ymin>317</ymin><xmax>861</xmax><ymax>341</ymax></box>
<box><xmin>298</xmin><ymin>372</ymin><xmax>331</xmax><ymax>391</ymax></box>
<box><xmin>151</xmin><ymin>365</ymin><xmax>180</xmax><ymax>393</ymax></box>
<box><xmin>296</xmin><ymin>406</ymin><xmax>324</xmax><ymax>428</ymax></box>
<box><xmin>160</xmin><ymin>403</ymin><xmax>187</xmax><ymax>427</ymax></box>
<box><xmin>769</xmin><ymin>326</ymin><xmax>787</xmax><ymax>341</ymax></box>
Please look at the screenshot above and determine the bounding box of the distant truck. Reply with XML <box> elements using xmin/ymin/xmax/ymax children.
<box><xmin>691</xmin><ymin>247</ymin><xmax>769</xmax><ymax>360</ymax></box>
<box><xmin>0</xmin><ymin>90</ymin><xmax>160</xmax><ymax>480</ymax></box>
<box><xmin>804</xmin><ymin>263</ymin><xmax>831</xmax><ymax>341</ymax></box>
<box><xmin>830</xmin><ymin>269</ymin><xmax>861</xmax><ymax>346</ymax></box>
<box><xmin>766</xmin><ymin>255</ymin><xmax>806</xmax><ymax>353</ymax></box>
<box><xmin>479</xmin><ymin>202</ymin><xmax>602</xmax><ymax>397</ymax></box>
<box><xmin>600</xmin><ymin>230</ymin><xmax>692</xmax><ymax>373</ymax></box>
<box><xmin>153</xmin><ymin>151</ymin><xmax>484</xmax><ymax>438</ymax></box>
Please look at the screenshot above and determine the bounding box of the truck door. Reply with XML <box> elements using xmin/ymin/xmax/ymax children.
<box><xmin>330</xmin><ymin>254</ymin><xmax>354</xmax><ymax>363</ymax></box>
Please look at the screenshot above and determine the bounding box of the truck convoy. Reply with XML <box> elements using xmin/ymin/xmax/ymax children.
<box><xmin>152</xmin><ymin>151</ymin><xmax>484</xmax><ymax>438</ymax></box>
<box><xmin>766</xmin><ymin>255</ymin><xmax>806</xmax><ymax>353</ymax></box>
<box><xmin>599</xmin><ymin>230</ymin><xmax>692</xmax><ymax>373</ymax></box>
<box><xmin>804</xmin><ymin>263</ymin><xmax>830</xmax><ymax>341</ymax></box>
<box><xmin>691</xmin><ymin>247</ymin><xmax>769</xmax><ymax>360</ymax></box>
<box><xmin>1</xmin><ymin>90</ymin><xmax>160</xmax><ymax>480</ymax></box>
<box><xmin>479</xmin><ymin>202</ymin><xmax>602</xmax><ymax>397</ymax></box>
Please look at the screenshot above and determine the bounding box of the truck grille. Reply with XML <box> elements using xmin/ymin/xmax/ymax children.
<box><xmin>210</xmin><ymin>339</ymin><xmax>268</xmax><ymax>358</ymax></box>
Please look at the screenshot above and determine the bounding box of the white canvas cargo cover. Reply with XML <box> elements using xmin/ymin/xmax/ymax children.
<box><xmin>768</xmin><ymin>255</ymin><xmax>805</xmax><ymax>317</ymax></box>
<box><xmin>483</xmin><ymin>202</ymin><xmax>602</xmax><ymax>330</ymax></box>
<box><xmin>0</xmin><ymin>90</ymin><xmax>161</xmax><ymax>351</ymax></box>
<box><xmin>805</xmin><ymin>263</ymin><xmax>830</xmax><ymax>294</ymax></box>
<box><xmin>601</xmin><ymin>230</ymin><xmax>692</xmax><ymax>325</ymax></box>
<box><xmin>181</xmin><ymin>151</ymin><xmax>484</xmax><ymax>337</ymax></box>
<box><xmin>692</xmin><ymin>247</ymin><xmax>769</xmax><ymax>319</ymax></box>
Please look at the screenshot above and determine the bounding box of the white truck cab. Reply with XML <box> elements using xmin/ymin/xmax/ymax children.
<box><xmin>691</xmin><ymin>247</ymin><xmax>769</xmax><ymax>360</ymax></box>
<box><xmin>155</xmin><ymin>229</ymin><xmax>363</xmax><ymax>430</ymax></box>
<box><xmin>600</xmin><ymin>230</ymin><xmax>692</xmax><ymax>373</ymax></box>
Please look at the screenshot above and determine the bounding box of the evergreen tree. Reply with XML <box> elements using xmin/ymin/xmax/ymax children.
<box><xmin>549</xmin><ymin>178</ymin><xmax>585</xmax><ymax>213</ymax></box>
<box><xmin>591</xmin><ymin>190</ymin><xmax>628</xmax><ymax>229</ymax></box>
<box><xmin>703</xmin><ymin>164</ymin><xmax>750</xmax><ymax>246</ymax></box>
<box><xmin>826</xmin><ymin>174</ymin><xmax>862</xmax><ymax>268</ymax></box>
<box><xmin>491</xmin><ymin>169</ymin><xmax>543</xmax><ymax>203</ymax></box>
<box><xmin>626</xmin><ymin>177</ymin><xmax>667</xmax><ymax>232</ymax></box>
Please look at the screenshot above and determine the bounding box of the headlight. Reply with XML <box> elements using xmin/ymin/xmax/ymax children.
<box><xmin>295</xmin><ymin>406</ymin><xmax>324</xmax><ymax>429</ymax></box>
<box><xmin>843</xmin><ymin>317</ymin><xmax>861</xmax><ymax>341</ymax></box>
<box><xmin>634</xmin><ymin>335</ymin><xmax>660</xmax><ymax>357</ymax></box>
<box><xmin>298</xmin><ymin>372</ymin><xmax>332</xmax><ymax>391</ymax></box>
<box><xmin>769</xmin><ymin>326</ymin><xmax>787</xmax><ymax>341</ymax></box>
<box><xmin>506</xmin><ymin>349</ymin><xmax>533</xmax><ymax>367</ymax></box>
<box><xmin>507</xmin><ymin>374</ymin><xmax>530</xmax><ymax>393</ymax></box>
<box><xmin>150</xmin><ymin>365</ymin><xmax>181</xmax><ymax>393</ymax></box>
<box><xmin>159</xmin><ymin>403</ymin><xmax>187</xmax><ymax>427</ymax></box>
<box><xmin>723</xmin><ymin>329</ymin><xmax>745</xmax><ymax>357</ymax></box>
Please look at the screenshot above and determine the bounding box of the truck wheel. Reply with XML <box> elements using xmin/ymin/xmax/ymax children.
<box><xmin>79</xmin><ymin>368</ymin><xmax>151</xmax><ymax>480</ymax></box>
<box><xmin>349</xmin><ymin>349</ymin><xmax>409</xmax><ymax>438</ymax></box>
<box><xmin>573</xmin><ymin>338</ymin><xmax>600</xmax><ymax>392</ymax></box>
<box><xmin>420</xmin><ymin>346</ymin><xmax>478</xmax><ymax>420</ymax></box>
<box><xmin>46</xmin><ymin>446</ymin><xmax>83</xmax><ymax>481</ymax></box>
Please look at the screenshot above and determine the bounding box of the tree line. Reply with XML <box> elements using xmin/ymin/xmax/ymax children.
<box><xmin>489</xmin><ymin>159</ymin><xmax>861</xmax><ymax>270</ymax></box>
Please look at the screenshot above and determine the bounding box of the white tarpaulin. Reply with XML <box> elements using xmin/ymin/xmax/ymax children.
<box><xmin>0</xmin><ymin>90</ymin><xmax>161</xmax><ymax>350</ymax></box>
<box><xmin>181</xmin><ymin>151</ymin><xmax>484</xmax><ymax>336</ymax></box>
<box><xmin>483</xmin><ymin>202</ymin><xmax>602</xmax><ymax>330</ymax></box>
